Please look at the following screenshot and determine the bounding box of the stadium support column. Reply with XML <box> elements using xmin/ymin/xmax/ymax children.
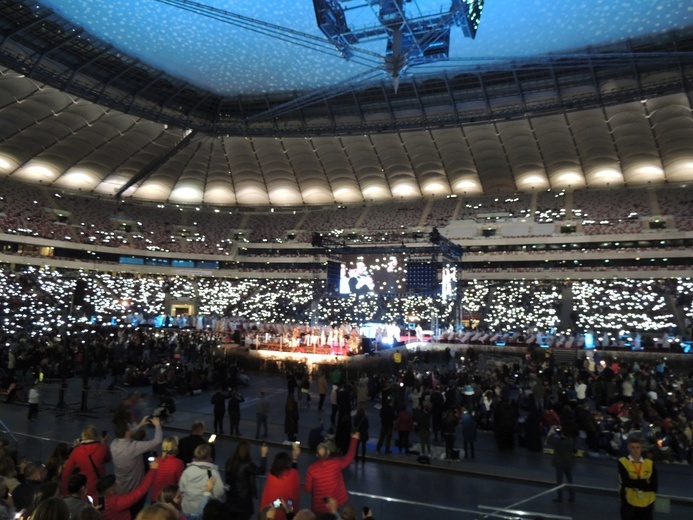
<box><xmin>55</xmin><ymin>334</ymin><xmax>69</xmax><ymax>411</ymax></box>
<box><xmin>455</xmin><ymin>288</ymin><xmax>463</xmax><ymax>329</ymax></box>
<box><xmin>559</xmin><ymin>284</ymin><xmax>573</xmax><ymax>331</ymax></box>
<box><xmin>79</xmin><ymin>338</ymin><xmax>91</xmax><ymax>413</ymax></box>
<box><xmin>56</xmin><ymin>279</ymin><xmax>86</xmax><ymax>410</ymax></box>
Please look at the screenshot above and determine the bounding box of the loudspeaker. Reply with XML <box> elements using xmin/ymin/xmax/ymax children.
<box><xmin>73</xmin><ymin>280</ymin><xmax>88</xmax><ymax>306</ymax></box>
<box><xmin>361</xmin><ymin>337</ymin><xmax>373</xmax><ymax>354</ymax></box>
<box><xmin>311</xmin><ymin>232</ymin><xmax>323</xmax><ymax>247</ymax></box>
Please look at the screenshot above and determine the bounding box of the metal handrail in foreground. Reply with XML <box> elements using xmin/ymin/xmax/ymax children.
<box><xmin>0</xmin><ymin>420</ymin><xmax>19</xmax><ymax>447</ymax></box>
<box><xmin>477</xmin><ymin>505</ymin><xmax>572</xmax><ymax>520</ymax></box>
<box><xmin>348</xmin><ymin>490</ymin><xmax>483</xmax><ymax>516</ymax></box>
<box><xmin>3</xmin><ymin>429</ymin><xmax>692</xmax><ymax>519</ymax></box>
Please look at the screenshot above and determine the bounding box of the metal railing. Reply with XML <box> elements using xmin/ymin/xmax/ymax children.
<box><xmin>1</xmin><ymin>428</ymin><xmax>691</xmax><ymax>520</ymax></box>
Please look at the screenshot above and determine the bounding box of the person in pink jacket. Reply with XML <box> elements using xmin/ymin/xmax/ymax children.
<box><xmin>96</xmin><ymin>460</ymin><xmax>158</xmax><ymax>520</ymax></box>
<box><xmin>304</xmin><ymin>432</ymin><xmax>358</xmax><ymax>514</ymax></box>
<box><xmin>150</xmin><ymin>436</ymin><xmax>185</xmax><ymax>503</ymax></box>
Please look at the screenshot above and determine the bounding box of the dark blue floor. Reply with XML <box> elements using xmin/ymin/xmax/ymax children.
<box><xmin>2</xmin><ymin>371</ymin><xmax>690</xmax><ymax>519</ymax></box>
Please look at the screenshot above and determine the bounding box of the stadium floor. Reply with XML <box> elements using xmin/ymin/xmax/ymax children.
<box><xmin>2</xmin><ymin>367</ymin><xmax>690</xmax><ymax>519</ymax></box>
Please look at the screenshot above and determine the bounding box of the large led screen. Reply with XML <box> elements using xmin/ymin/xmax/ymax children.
<box><xmin>338</xmin><ymin>254</ymin><xmax>405</xmax><ymax>295</ymax></box>
<box><xmin>441</xmin><ymin>263</ymin><xmax>458</xmax><ymax>300</ymax></box>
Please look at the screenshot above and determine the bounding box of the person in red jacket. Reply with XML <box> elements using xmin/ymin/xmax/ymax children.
<box><xmin>304</xmin><ymin>432</ymin><xmax>358</xmax><ymax>514</ymax></box>
<box><xmin>150</xmin><ymin>437</ymin><xmax>185</xmax><ymax>503</ymax></box>
<box><xmin>62</xmin><ymin>425</ymin><xmax>112</xmax><ymax>498</ymax></box>
<box><xmin>259</xmin><ymin>444</ymin><xmax>301</xmax><ymax>520</ymax></box>
<box><xmin>96</xmin><ymin>460</ymin><xmax>158</xmax><ymax>520</ymax></box>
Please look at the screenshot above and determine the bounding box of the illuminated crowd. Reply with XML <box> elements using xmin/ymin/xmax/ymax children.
<box><xmin>1</xmin><ymin>266</ymin><xmax>691</xmax><ymax>348</ymax></box>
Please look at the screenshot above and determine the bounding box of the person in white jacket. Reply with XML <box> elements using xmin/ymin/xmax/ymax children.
<box><xmin>179</xmin><ymin>444</ymin><xmax>226</xmax><ymax>514</ymax></box>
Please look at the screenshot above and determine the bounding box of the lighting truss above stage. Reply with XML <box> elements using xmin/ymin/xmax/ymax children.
<box><xmin>313</xmin><ymin>0</ymin><xmax>484</xmax><ymax>84</ymax></box>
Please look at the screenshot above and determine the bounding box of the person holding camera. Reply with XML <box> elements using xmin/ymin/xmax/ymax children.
<box><xmin>111</xmin><ymin>416</ymin><xmax>163</xmax><ymax>518</ymax></box>
<box><xmin>547</xmin><ymin>425</ymin><xmax>575</xmax><ymax>503</ymax></box>
<box><xmin>225</xmin><ymin>440</ymin><xmax>268</xmax><ymax>520</ymax></box>
<box><xmin>259</xmin><ymin>443</ymin><xmax>301</xmax><ymax>520</ymax></box>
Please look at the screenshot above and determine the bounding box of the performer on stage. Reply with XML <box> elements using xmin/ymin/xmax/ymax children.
<box><xmin>348</xmin><ymin>261</ymin><xmax>374</xmax><ymax>294</ymax></box>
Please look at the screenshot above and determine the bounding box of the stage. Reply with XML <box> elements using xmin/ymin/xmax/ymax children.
<box><xmin>219</xmin><ymin>338</ymin><xmax>441</xmax><ymax>369</ymax></box>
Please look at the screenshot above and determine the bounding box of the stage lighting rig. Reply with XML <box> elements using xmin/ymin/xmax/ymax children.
<box><xmin>429</xmin><ymin>227</ymin><xmax>463</xmax><ymax>261</ymax></box>
<box><xmin>311</xmin><ymin>232</ymin><xmax>324</xmax><ymax>247</ymax></box>
<box><xmin>313</xmin><ymin>0</ymin><xmax>484</xmax><ymax>87</ymax></box>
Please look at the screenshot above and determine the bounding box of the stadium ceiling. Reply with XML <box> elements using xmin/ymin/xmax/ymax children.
<box><xmin>0</xmin><ymin>0</ymin><xmax>692</xmax><ymax>206</ymax></box>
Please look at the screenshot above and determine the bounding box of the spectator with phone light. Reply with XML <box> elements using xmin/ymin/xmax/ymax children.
<box><xmin>177</xmin><ymin>422</ymin><xmax>213</xmax><ymax>466</ymax></box>
<box><xmin>64</xmin><ymin>473</ymin><xmax>98</xmax><ymax>520</ymax></box>
<box><xmin>259</xmin><ymin>443</ymin><xmax>301</xmax><ymax>520</ymax></box>
<box><xmin>178</xmin><ymin>444</ymin><xmax>225</xmax><ymax>516</ymax></box>
<box><xmin>111</xmin><ymin>417</ymin><xmax>163</xmax><ymax>518</ymax></box>
<box><xmin>225</xmin><ymin>441</ymin><xmax>268</xmax><ymax>520</ymax></box>
<box><xmin>546</xmin><ymin>425</ymin><xmax>576</xmax><ymax>504</ymax></box>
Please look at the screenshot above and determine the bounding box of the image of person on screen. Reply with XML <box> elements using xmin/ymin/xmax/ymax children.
<box><xmin>339</xmin><ymin>263</ymin><xmax>351</xmax><ymax>294</ymax></box>
<box><xmin>348</xmin><ymin>261</ymin><xmax>374</xmax><ymax>294</ymax></box>
<box><xmin>375</xmin><ymin>256</ymin><xmax>400</xmax><ymax>293</ymax></box>
<box><xmin>441</xmin><ymin>265</ymin><xmax>456</xmax><ymax>300</ymax></box>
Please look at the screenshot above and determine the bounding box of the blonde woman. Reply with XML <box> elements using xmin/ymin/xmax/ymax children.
<box><xmin>150</xmin><ymin>437</ymin><xmax>185</xmax><ymax>503</ymax></box>
<box><xmin>61</xmin><ymin>426</ymin><xmax>111</xmax><ymax>498</ymax></box>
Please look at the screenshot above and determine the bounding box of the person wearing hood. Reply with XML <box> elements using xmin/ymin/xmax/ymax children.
<box><xmin>179</xmin><ymin>444</ymin><xmax>226</xmax><ymax>515</ymax></box>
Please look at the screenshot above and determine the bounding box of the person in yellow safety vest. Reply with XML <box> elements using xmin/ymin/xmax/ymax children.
<box><xmin>618</xmin><ymin>435</ymin><xmax>658</xmax><ymax>520</ymax></box>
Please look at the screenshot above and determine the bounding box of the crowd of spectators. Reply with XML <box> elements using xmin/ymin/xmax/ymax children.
<box><xmin>0</xmin><ymin>326</ymin><xmax>372</xmax><ymax>520</ymax></box>
<box><xmin>367</xmin><ymin>344</ymin><xmax>693</xmax><ymax>472</ymax></box>
<box><xmin>535</xmin><ymin>190</ymin><xmax>567</xmax><ymax>223</ymax></box>
<box><xmin>1</xmin><ymin>265</ymin><xmax>691</xmax><ymax>346</ymax></box>
<box><xmin>299</xmin><ymin>207</ymin><xmax>361</xmax><ymax>234</ymax></box>
<box><xmin>2</xmin><ymin>179</ymin><xmax>692</xmax><ymax>250</ymax></box>
<box><xmin>425</xmin><ymin>196</ymin><xmax>458</xmax><ymax>228</ymax></box>
<box><xmin>361</xmin><ymin>201</ymin><xmax>427</xmax><ymax>231</ymax></box>
<box><xmin>4</xmin><ymin>325</ymin><xmax>693</xmax><ymax>519</ymax></box>
<box><xmin>572</xmin><ymin>188</ymin><xmax>651</xmax><ymax>222</ymax></box>
<box><xmin>248</xmin><ymin>214</ymin><xmax>303</xmax><ymax>244</ymax></box>
<box><xmin>456</xmin><ymin>193</ymin><xmax>532</xmax><ymax>221</ymax></box>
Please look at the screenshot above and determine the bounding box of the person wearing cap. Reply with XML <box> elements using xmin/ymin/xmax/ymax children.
<box><xmin>96</xmin><ymin>459</ymin><xmax>158</xmax><ymax>520</ymax></box>
<box><xmin>618</xmin><ymin>435</ymin><xmax>657</xmax><ymax>520</ymax></box>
